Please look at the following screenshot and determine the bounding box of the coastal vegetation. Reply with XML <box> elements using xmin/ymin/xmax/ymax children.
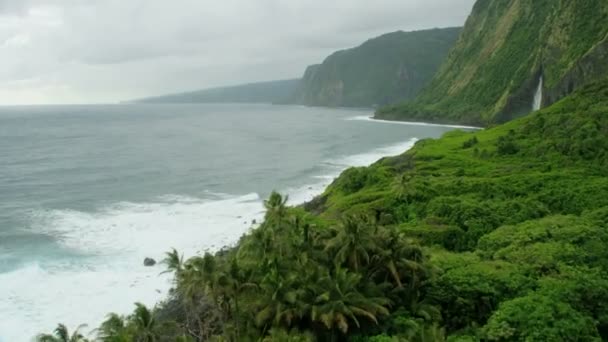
<box><xmin>37</xmin><ymin>0</ymin><xmax>608</xmax><ymax>340</ymax></box>
<box><xmin>39</xmin><ymin>79</ymin><xmax>608</xmax><ymax>341</ymax></box>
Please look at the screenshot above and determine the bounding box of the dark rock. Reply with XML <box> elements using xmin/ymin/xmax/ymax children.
<box><xmin>143</xmin><ymin>257</ymin><xmax>156</xmax><ymax>267</ymax></box>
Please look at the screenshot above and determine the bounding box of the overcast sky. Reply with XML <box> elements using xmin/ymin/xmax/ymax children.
<box><xmin>0</xmin><ymin>0</ymin><xmax>475</xmax><ymax>105</ymax></box>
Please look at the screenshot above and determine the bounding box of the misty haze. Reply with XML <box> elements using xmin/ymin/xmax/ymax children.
<box><xmin>2</xmin><ymin>1</ymin><xmax>608</xmax><ymax>341</ymax></box>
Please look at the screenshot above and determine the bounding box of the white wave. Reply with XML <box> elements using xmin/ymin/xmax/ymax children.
<box><xmin>2</xmin><ymin>139</ymin><xmax>423</xmax><ymax>341</ymax></box>
<box><xmin>1</xmin><ymin>194</ymin><xmax>264</xmax><ymax>342</ymax></box>
<box><xmin>286</xmin><ymin>139</ymin><xmax>418</xmax><ymax>204</ymax></box>
<box><xmin>331</xmin><ymin>139</ymin><xmax>418</xmax><ymax>168</ymax></box>
<box><xmin>346</xmin><ymin>115</ymin><xmax>482</xmax><ymax>130</ymax></box>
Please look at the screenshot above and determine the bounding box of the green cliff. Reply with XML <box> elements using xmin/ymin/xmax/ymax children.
<box><xmin>290</xmin><ymin>28</ymin><xmax>461</xmax><ymax>108</ymax></box>
<box><xmin>377</xmin><ymin>0</ymin><xmax>608</xmax><ymax>125</ymax></box>
<box><xmin>38</xmin><ymin>1</ymin><xmax>608</xmax><ymax>340</ymax></box>
<box><xmin>45</xmin><ymin>80</ymin><xmax>608</xmax><ymax>341</ymax></box>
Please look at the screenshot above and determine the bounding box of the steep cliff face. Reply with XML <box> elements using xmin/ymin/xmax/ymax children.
<box><xmin>290</xmin><ymin>28</ymin><xmax>461</xmax><ymax>108</ymax></box>
<box><xmin>377</xmin><ymin>0</ymin><xmax>608</xmax><ymax>125</ymax></box>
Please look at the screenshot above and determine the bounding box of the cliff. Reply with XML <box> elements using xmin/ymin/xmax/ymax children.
<box><xmin>377</xmin><ymin>0</ymin><xmax>608</xmax><ymax>125</ymax></box>
<box><xmin>289</xmin><ymin>28</ymin><xmax>461</xmax><ymax>108</ymax></box>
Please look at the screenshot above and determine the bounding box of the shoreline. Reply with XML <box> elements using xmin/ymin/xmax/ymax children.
<box><xmin>12</xmin><ymin>116</ymin><xmax>466</xmax><ymax>341</ymax></box>
<box><xmin>346</xmin><ymin>115</ymin><xmax>483</xmax><ymax>130</ymax></box>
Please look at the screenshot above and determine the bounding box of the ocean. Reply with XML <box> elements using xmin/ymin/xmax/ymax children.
<box><xmin>0</xmin><ymin>103</ymin><xmax>470</xmax><ymax>341</ymax></box>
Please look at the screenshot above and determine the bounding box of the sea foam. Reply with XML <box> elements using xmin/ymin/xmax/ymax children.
<box><xmin>1</xmin><ymin>139</ymin><xmax>421</xmax><ymax>342</ymax></box>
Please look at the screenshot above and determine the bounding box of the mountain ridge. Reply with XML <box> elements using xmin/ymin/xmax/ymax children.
<box><xmin>133</xmin><ymin>79</ymin><xmax>300</xmax><ymax>104</ymax></box>
<box><xmin>288</xmin><ymin>27</ymin><xmax>462</xmax><ymax>108</ymax></box>
<box><xmin>376</xmin><ymin>0</ymin><xmax>608</xmax><ymax>125</ymax></box>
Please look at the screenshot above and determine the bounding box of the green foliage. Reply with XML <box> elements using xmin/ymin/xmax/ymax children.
<box><xmin>482</xmin><ymin>293</ymin><xmax>601</xmax><ymax>341</ymax></box>
<box><xmin>461</xmin><ymin>136</ymin><xmax>478</xmax><ymax>149</ymax></box>
<box><xmin>40</xmin><ymin>82</ymin><xmax>608</xmax><ymax>340</ymax></box>
<box><xmin>427</xmin><ymin>259</ymin><xmax>532</xmax><ymax>331</ymax></box>
<box><xmin>377</xmin><ymin>0</ymin><xmax>608</xmax><ymax>125</ymax></box>
<box><xmin>37</xmin><ymin>324</ymin><xmax>88</xmax><ymax>342</ymax></box>
<box><xmin>478</xmin><ymin>215</ymin><xmax>608</xmax><ymax>272</ymax></box>
<box><xmin>315</xmin><ymin>80</ymin><xmax>608</xmax><ymax>338</ymax></box>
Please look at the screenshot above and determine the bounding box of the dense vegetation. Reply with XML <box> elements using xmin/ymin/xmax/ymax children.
<box><xmin>39</xmin><ymin>78</ymin><xmax>608</xmax><ymax>341</ymax></box>
<box><xmin>288</xmin><ymin>28</ymin><xmax>461</xmax><ymax>108</ymax></box>
<box><xmin>134</xmin><ymin>79</ymin><xmax>300</xmax><ymax>104</ymax></box>
<box><xmin>37</xmin><ymin>0</ymin><xmax>608</xmax><ymax>339</ymax></box>
<box><xmin>377</xmin><ymin>0</ymin><xmax>608</xmax><ymax>125</ymax></box>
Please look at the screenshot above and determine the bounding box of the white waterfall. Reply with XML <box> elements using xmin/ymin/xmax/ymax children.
<box><xmin>533</xmin><ymin>75</ymin><xmax>543</xmax><ymax>111</ymax></box>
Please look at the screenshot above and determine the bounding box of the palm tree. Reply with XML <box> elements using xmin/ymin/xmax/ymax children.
<box><xmin>129</xmin><ymin>303</ymin><xmax>159</xmax><ymax>342</ymax></box>
<box><xmin>214</xmin><ymin>258</ymin><xmax>257</xmax><ymax>339</ymax></box>
<box><xmin>255</xmin><ymin>268</ymin><xmax>306</xmax><ymax>329</ymax></box>
<box><xmin>238</xmin><ymin>227</ymin><xmax>272</xmax><ymax>260</ymax></box>
<box><xmin>161</xmin><ymin>248</ymin><xmax>184</xmax><ymax>279</ymax></box>
<box><xmin>37</xmin><ymin>324</ymin><xmax>88</xmax><ymax>342</ymax></box>
<box><xmin>370</xmin><ymin>228</ymin><xmax>427</xmax><ymax>290</ymax></box>
<box><xmin>178</xmin><ymin>253</ymin><xmax>217</xmax><ymax>303</ymax></box>
<box><xmin>309</xmin><ymin>268</ymin><xmax>390</xmax><ymax>335</ymax></box>
<box><xmin>264</xmin><ymin>191</ymin><xmax>289</xmax><ymax>226</ymax></box>
<box><xmin>96</xmin><ymin>313</ymin><xmax>129</xmax><ymax>342</ymax></box>
<box><xmin>417</xmin><ymin>323</ymin><xmax>446</xmax><ymax>342</ymax></box>
<box><xmin>325</xmin><ymin>215</ymin><xmax>378</xmax><ymax>272</ymax></box>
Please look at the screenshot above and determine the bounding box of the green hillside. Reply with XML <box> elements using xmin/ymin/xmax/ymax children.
<box><xmin>134</xmin><ymin>79</ymin><xmax>300</xmax><ymax>104</ymax></box>
<box><xmin>377</xmin><ymin>0</ymin><xmax>608</xmax><ymax>125</ymax></box>
<box><xmin>290</xmin><ymin>28</ymin><xmax>461</xmax><ymax>108</ymax></box>
<box><xmin>42</xmin><ymin>81</ymin><xmax>608</xmax><ymax>341</ymax></box>
<box><xmin>37</xmin><ymin>0</ymin><xmax>608</xmax><ymax>340</ymax></box>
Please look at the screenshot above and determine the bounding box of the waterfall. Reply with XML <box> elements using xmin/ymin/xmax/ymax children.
<box><xmin>533</xmin><ymin>75</ymin><xmax>543</xmax><ymax>111</ymax></box>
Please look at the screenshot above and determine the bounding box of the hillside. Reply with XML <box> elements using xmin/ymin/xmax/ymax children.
<box><xmin>42</xmin><ymin>81</ymin><xmax>608</xmax><ymax>341</ymax></box>
<box><xmin>289</xmin><ymin>28</ymin><xmax>461</xmax><ymax>108</ymax></box>
<box><xmin>377</xmin><ymin>0</ymin><xmax>608</xmax><ymax>125</ymax></box>
<box><xmin>304</xmin><ymin>79</ymin><xmax>608</xmax><ymax>340</ymax></box>
<box><xmin>36</xmin><ymin>0</ymin><xmax>608</xmax><ymax>340</ymax></box>
<box><xmin>134</xmin><ymin>79</ymin><xmax>300</xmax><ymax>104</ymax></box>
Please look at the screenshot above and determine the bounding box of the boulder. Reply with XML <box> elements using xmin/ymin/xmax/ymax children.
<box><xmin>143</xmin><ymin>257</ymin><xmax>156</xmax><ymax>267</ymax></box>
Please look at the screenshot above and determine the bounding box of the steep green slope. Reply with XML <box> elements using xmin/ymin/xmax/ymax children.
<box><xmin>377</xmin><ymin>0</ymin><xmax>608</xmax><ymax>125</ymax></box>
<box><xmin>43</xmin><ymin>82</ymin><xmax>608</xmax><ymax>341</ymax></box>
<box><xmin>134</xmin><ymin>79</ymin><xmax>300</xmax><ymax>104</ymax></box>
<box><xmin>308</xmin><ymin>79</ymin><xmax>608</xmax><ymax>338</ymax></box>
<box><xmin>290</xmin><ymin>28</ymin><xmax>461</xmax><ymax>108</ymax></box>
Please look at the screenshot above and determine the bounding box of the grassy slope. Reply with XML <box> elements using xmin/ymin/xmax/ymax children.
<box><xmin>320</xmin><ymin>80</ymin><xmax>608</xmax><ymax>244</ymax></box>
<box><xmin>310</xmin><ymin>80</ymin><xmax>608</xmax><ymax>338</ymax></box>
<box><xmin>291</xmin><ymin>28</ymin><xmax>461</xmax><ymax>108</ymax></box>
<box><xmin>40</xmin><ymin>84</ymin><xmax>608</xmax><ymax>341</ymax></box>
<box><xmin>376</xmin><ymin>0</ymin><xmax>608</xmax><ymax>125</ymax></box>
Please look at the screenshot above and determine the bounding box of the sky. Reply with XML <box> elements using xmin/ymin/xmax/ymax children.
<box><xmin>0</xmin><ymin>0</ymin><xmax>475</xmax><ymax>105</ymax></box>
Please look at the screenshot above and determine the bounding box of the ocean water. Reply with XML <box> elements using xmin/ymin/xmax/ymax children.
<box><xmin>0</xmin><ymin>103</ymin><xmax>465</xmax><ymax>341</ymax></box>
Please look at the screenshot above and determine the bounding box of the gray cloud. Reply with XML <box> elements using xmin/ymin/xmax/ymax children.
<box><xmin>0</xmin><ymin>0</ymin><xmax>475</xmax><ymax>104</ymax></box>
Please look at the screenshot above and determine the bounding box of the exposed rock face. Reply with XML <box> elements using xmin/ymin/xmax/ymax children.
<box><xmin>545</xmin><ymin>36</ymin><xmax>608</xmax><ymax>107</ymax></box>
<box><xmin>377</xmin><ymin>0</ymin><xmax>608</xmax><ymax>125</ymax></box>
<box><xmin>143</xmin><ymin>258</ymin><xmax>156</xmax><ymax>267</ymax></box>
<box><xmin>289</xmin><ymin>28</ymin><xmax>461</xmax><ymax>108</ymax></box>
